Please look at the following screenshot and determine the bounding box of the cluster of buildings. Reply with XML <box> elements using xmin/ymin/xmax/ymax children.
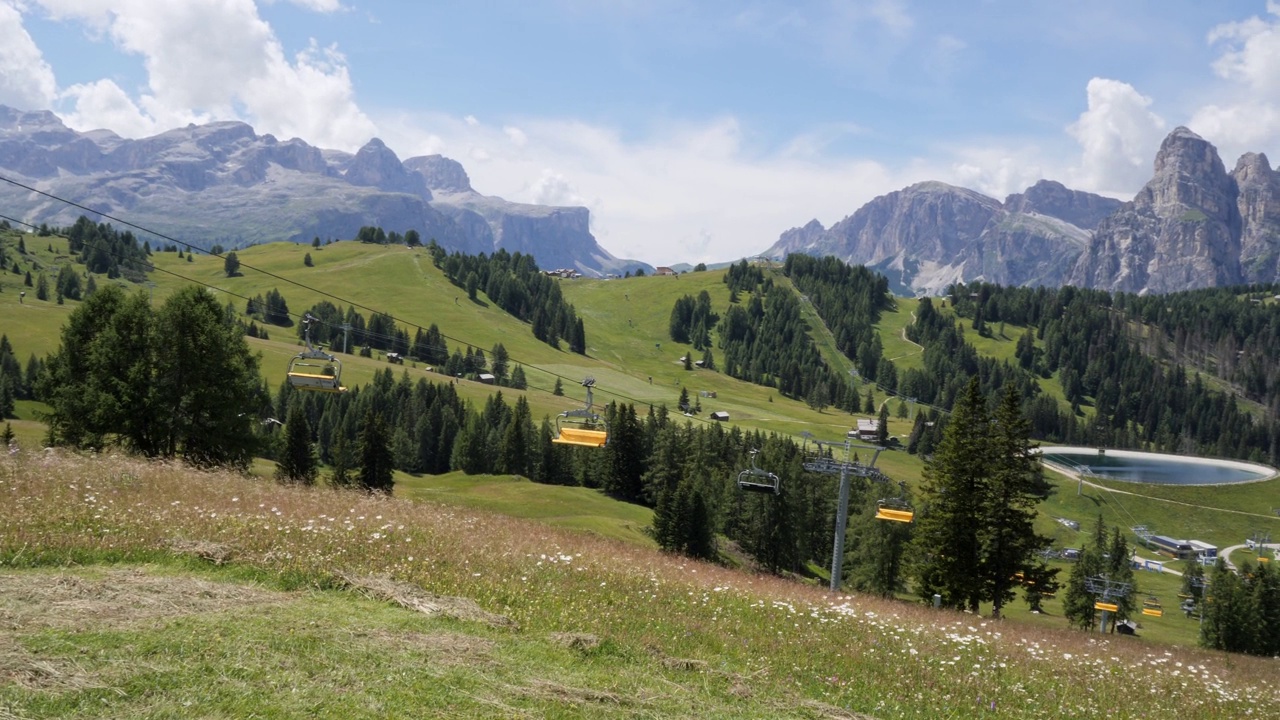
<box><xmin>543</xmin><ymin>268</ymin><xmax>583</xmax><ymax>279</ymax></box>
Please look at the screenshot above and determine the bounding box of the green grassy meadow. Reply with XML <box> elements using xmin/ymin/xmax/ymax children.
<box><xmin>3</xmin><ymin>450</ymin><xmax>1276</xmax><ymax>719</ymax></box>
<box><xmin>5</xmin><ymin>229</ymin><xmax>1280</xmax><ymax>708</ymax></box>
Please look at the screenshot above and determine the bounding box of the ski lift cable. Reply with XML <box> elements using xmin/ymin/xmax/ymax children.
<box><xmin>0</xmin><ymin>191</ymin><xmax>725</xmax><ymax>427</ymax></box>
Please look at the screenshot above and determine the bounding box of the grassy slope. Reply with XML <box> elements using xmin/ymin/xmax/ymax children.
<box><xmin>5</xmin><ymin>234</ymin><xmax>1280</xmax><ymax>648</ymax></box>
<box><xmin>2</xmin><ymin>451</ymin><xmax>1273</xmax><ymax>720</ymax></box>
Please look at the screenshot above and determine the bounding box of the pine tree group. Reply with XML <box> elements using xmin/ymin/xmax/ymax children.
<box><xmin>912</xmin><ymin>379</ymin><xmax>1051</xmax><ymax>616</ymax></box>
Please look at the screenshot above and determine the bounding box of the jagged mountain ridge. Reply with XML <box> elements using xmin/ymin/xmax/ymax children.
<box><xmin>0</xmin><ymin>106</ymin><xmax>648</xmax><ymax>277</ymax></box>
<box><xmin>767</xmin><ymin>179</ymin><xmax>1120</xmax><ymax>295</ymax></box>
<box><xmin>768</xmin><ymin>127</ymin><xmax>1280</xmax><ymax>296</ymax></box>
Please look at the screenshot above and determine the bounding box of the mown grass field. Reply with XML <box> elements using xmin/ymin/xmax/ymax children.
<box><xmin>3</xmin><ymin>450</ymin><xmax>1276</xmax><ymax>719</ymax></box>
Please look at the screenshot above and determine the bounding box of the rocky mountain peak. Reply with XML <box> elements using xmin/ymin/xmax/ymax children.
<box><xmin>344</xmin><ymin>137</ymin><xmax>429</xmax><ymax>198</ymax></box>
<box><xmin>403</xmin><ymin>154</ymin><xmax>473</xmax><ymax>194</ymax></box>
<box><xmin>1002</xmin><ymin>179</ymin><xmax>1122</xmax><ymax>231</ymax></box>
<box><xmin>1152</xmin><ymin>126</ymin><xmax>1223</xmax><ymax>178</ymax></box>
<box><xmin>1232</xmin><ymin>152</ymin><xmax>1273</xmax><ymax>184</ymax></box>
<box><xmin>1070</xmin><ymin>126</ymin><xmax>1243</xmax><ymax>294</ymax></box>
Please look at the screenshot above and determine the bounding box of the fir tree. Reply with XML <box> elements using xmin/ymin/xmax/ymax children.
<box><xmin>356</xmin><ymin>409</ymin><xmax>395</xmax><ymax>493</ymax></box>
<box><xmin>275</xmin><ymin>402</ymin><xmax>318</xmax><ymax>485</ymax></box>
<box><xmin>329</xmin><ymin>431</ymin><xmax>355</xmax><ymax>487</ymax></box>
<box><xmin>980</xmin><ymin>385</ymin><xmax>1052</xmax><ymax>618</ymax></box>
<box><xmin>913</xmin><ymin>377</ymin><xmax>989</xmax><ymax>612</ymax></box>
<box><xmin>1062</xmin><ymin>515</ymin><xmax>1109</xmax><ymax>630</ymax></box>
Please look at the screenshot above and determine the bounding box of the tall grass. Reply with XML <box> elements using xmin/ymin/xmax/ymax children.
<box><xmin>2</xmin><ymin>449</ymin><xmax>1275</xmax><ymax>719</ymax></box>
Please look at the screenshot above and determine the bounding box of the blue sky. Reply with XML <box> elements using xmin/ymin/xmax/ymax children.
<box><xmin>3</xmin><ymin>1</ymin><xmax>1280</xmax><ymax>265</ymax></box>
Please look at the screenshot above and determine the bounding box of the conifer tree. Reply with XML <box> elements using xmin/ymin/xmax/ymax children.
<box><xmin>356</xmin><ymin>409</ymin><xmax>395</xmax><ymax>493</ymax></box>
<box><xmin>980</xmin><ymin>386</ymin><xmax>1051</xmax><ymax>618</ymax></box>
<box><xmin>913</xmin><ymin>377</ymin><xmax>989</xmax><ymax>612</ymax></box>
<box><xmin>275</xmin><ymin>402</ymin><xmax>318</xmax><ymax>485</ymax></box>
<box><xmin>328</xmin><ymin>430</ymin><xmax>355</xmax><ymax>488</ymax></box>
<box><xmin>1063</xmin><ymin>515</ymin><xmax>1109</xmax><ymax>630</ymax></box>
<box><xmin>509</xmin><ymin>364</ymin><xmax>527</xmax><ymax>389</ymax></box>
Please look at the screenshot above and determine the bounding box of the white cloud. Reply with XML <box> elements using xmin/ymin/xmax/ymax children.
<box><xmin>1065</xmin><ymin>78</ymin><xmax>1166</xmax><ymax>196</ymax></box>
<box><xmin>1206</xmin><ymin>4</ymin><xmax>1280</xmax><ymax>92</ymax></box>
<box><xmin>1188</xmin><ymin>3</ymin><xmax>1280</xmax><ymax>164</ymax></box>
<box><xmin>504</xmin><ymin>126</ymin><xmax>527</xmax><ymax>147</ymax></box>
<box><xmin>58</xmin><ymin>79</ymin><xmax>158</xmax><ymax>136</ymax></box>
<box><xmin>275</xmin><ymin>0</ymin><xmax>344</xmax><ymax>12</ymax></box>
<box><xmin>376</xmin><ymin>111</ymin><xmax>919</xmax><ymax>265</ymax></box>
<box><xmin>949</xmin><ymin>145</ymin><xmax>1048</xmax><ymax>201</ymax></box>
<box><xmin>34</xmin><ymin>0</ymin><xmax>374</xmax><ymax>149</ymax></box>
<box><xmin>868</xmin><ymin>0</ymin><xmax>914</xmax><ymax>37</ymax></box>
<box><xmin>0</xmin><ymin>0</ymin><xmax>57</xmax><ymax>110</ymax></box>
<box><xmin>529</xmin><ymin>169</ymin><xmax>587</xmax><ymax>207</ymax></box>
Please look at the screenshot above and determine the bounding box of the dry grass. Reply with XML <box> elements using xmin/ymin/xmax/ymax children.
<box><xmin>0</xmin><ymin>567</ymin><xmax>291</xmax><ymax>632</ymax></box>
<box><xmin>2</xmin><ymin>449</ymin><xmax>1279</xmax><ymax>718</ymax></box>
<box><xmin>334</xmin><ymin>570</ymin><xmax>516</xmax><ymax>629</ymax></box>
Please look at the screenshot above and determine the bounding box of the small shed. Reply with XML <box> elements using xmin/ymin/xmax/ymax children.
<box><xmin>477</xmin><ymin>373</ymin><xmax>496</xmax><ymax>384</ymax></box>
<box><xmin>710</xmin><ymin>411</ymin><xmax>730</xmax><ymax>421</ymax></box>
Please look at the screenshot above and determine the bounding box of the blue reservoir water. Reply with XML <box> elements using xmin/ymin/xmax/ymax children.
<box><xmin>1038</xmin><ymin>448</ymin><xmax>1275</xmax><ymax>486</ymax></box>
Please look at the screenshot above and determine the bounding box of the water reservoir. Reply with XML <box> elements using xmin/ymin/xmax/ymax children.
<box><xmin>1037</xmin><ymin>446</ymin><xmax>1276</xmax><ymax>486</ymax></box>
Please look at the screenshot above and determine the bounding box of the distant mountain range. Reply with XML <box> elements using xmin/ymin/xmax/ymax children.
<box><xmin>6</xmin><ymin>104</ymin><xmax>1279</xmax><ymax>295</ymax></box>
<box><xmin>767</xmin><ymin>127</ymin><xmax>1280</xmax><ymax>296</ymax></box>
<box><xmin>0</xmin><ymin>106</ymin><xmax>650</xmax><ymax>278</ymax></box>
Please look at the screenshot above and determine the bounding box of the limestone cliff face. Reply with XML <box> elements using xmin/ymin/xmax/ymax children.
<box><xmin>1002</xmin><ymin>180</ymin><xmax>1122</xmax><ymax>231</ymax></box>
<box><xmin>0</xmin><ymin>105</ymin><xmax>647</xmax><ymax>277</ymax></box>
<box><xmin>1069</xmin><ymin>127</ymin><xmax>1243</xmax><ymax>294</ymax></box>
<box><xmin>766</xmin><ymin>181</ymin><xmax>1105</xmax><ymax>294</ymax></box>
<box><xmin>1233</xmin><ymin>152</ymin><xmax>1280</xmax><ymax>284</ymax></box>
<box><xmin>768</xmin><ymin>126</ymin><xmax>1280</xmax><ymax>296</ymax></box>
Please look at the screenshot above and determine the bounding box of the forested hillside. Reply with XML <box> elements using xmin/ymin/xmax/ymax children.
<box><xmin>946</xmin><ymin>283</ymin><xmax>1280</xmax><ymax>464</ymax></box>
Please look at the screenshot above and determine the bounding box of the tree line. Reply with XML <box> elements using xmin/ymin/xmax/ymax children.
<box><xmin>428</xmin><ymin>241</ymin><xmax>586</xmax><ymax>354</ymax></box>
<box><xmin>947</xmin><ymin>282</ymin><xmax>1280</xmax><ymax>465</ymax></box>
<box><xmin>713</xmin><ymin>260</ymin><xmax>856</xmax><ymax>410</ymax></box>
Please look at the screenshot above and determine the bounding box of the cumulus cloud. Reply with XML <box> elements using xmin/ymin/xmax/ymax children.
<box><xmin>0</xmin><ymin>1</ymin><xmax>57</xmax><ymax>109</ymax></box>
<box><xmin>59</xmin><ymin>79</ymin><xmax>160</xmax><ymax>136</ymax></box>
<box><xmin>1066</xmin><ymin>78</ymin><xmax>1166</xmax><ymax>196</ymax></box>
<box><xmin>1189</xmin><ymin>3</ymin><xmax>1280</xmax><ymax>163</ymax></box>
<box><xmin>529</xmin><ymin>169</ymin><xmax>586</xmax><ymax>207</ymax></box>
<box><xmin>375</xmin><ymin>111</ymin><xmax>914</xmax><ymax>265</ymax></box>
<box><xmin>34</xmin><ymin>0</ymin><xmax>374</xmax><ymax>149</ymax></box>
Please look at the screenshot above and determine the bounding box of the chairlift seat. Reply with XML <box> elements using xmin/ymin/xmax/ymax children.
<box><xmin>553</xmin><ymin>427</ymin><xmax>609</xmax><ymax>448</ymax></box>
<box><xmin>1142</xmin><ymin>607</ymin><xmax>1164</xmax><ymax>617</ymax></box>
<box><xmin>737</xmin><ymin>469</ymin><xmax>780</xmax><ymax>494</ymax></box>
<box><xmin>287</xmin><ymin>370</ymin><xmax>347</xmax><ymax>393</ymax></box>
<box><xmin>875</xmin><ymin>506</ymin><xmax>914</xmax><ymax>523</ymax></box>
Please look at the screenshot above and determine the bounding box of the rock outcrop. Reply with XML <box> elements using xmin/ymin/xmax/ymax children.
<box><xmin>766</xmin><ymin>180</ymin><xmax>1111</xmax><ymax>295</ymax></box>
<box><xmin>1070</xmin><ymin>127</ymin><xmax>1245</xmax><ymax>294</ymax></box>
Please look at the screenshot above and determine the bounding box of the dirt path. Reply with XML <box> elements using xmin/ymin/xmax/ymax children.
<box><xmin>886</xmin><ymin>311</ymin><xmax>923</xmax><ymax>362</ymax></box>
